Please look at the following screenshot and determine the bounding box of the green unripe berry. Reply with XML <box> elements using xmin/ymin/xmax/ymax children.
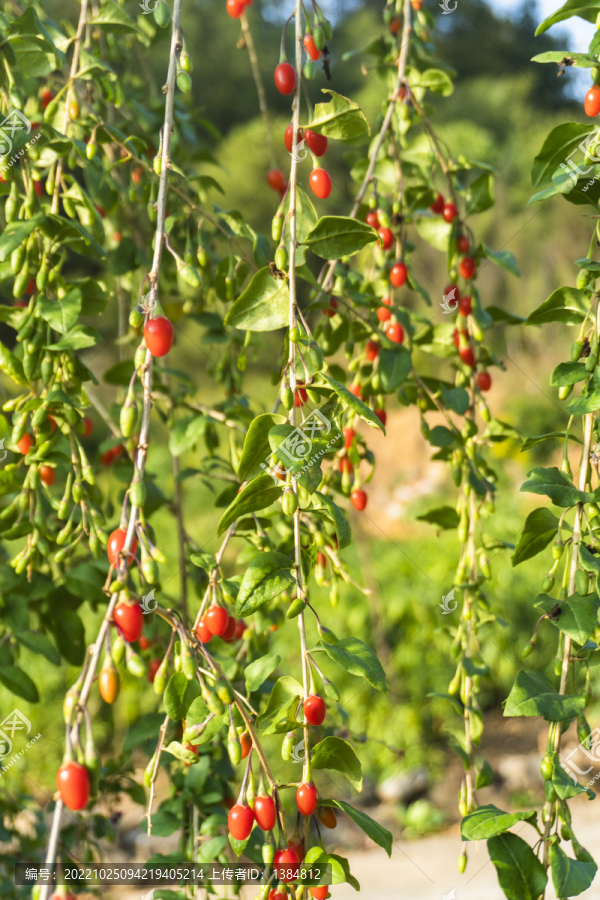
<box><xmin>313</xmin><ymin>23</ymin><xmax>325</xmax><ymax>49</ymax></box>
<box><xmin>303</xmin><ymin>60</ymin><xmax>317</xmax><ymax>80</ymax></box>
<box><xmin>275</xmin><ymin>247</ymin><xmax>288</xmax><ymax>270</ymax></box>
<box><xmin>177</xmin><ymin>71</ymin><xmax>192</xmax><ymax>93</ymax></box>
<box><xmin>282</xmin><ymin>491</ymin><xmax>299</xmax><ymax>516</ymax></box>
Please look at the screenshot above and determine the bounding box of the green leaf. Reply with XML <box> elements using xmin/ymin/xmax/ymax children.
<box><xmin>164</xmin><ymin>740</ymin><xmax>199</xmax><ymax>765</ymax></box>
<box><xmin>311</xmin><ymin>736</ymin><xmax>363</xmax><ymax>791</ymax></box>
<box><xmin>51</xmin><ymin>325</ymin><xmax>100</xmax><ymax>351</ymax></box>
<box><xmin>245</xmin><ymin>654</ymin><xmax>280</xmax><ymax>693</ymax></box>
<box><xmin>520</xmin><ymin>430</ymin><xmax>582</xmax><ymax>452</ymax></box>
<box><xmin>512</xmin><ymin>508</ymin><xmax>562</xmax><ymax>566</ymax></box>
<box><xmin>526</xmin><ymin>287</ymin><xmax>590</xmax><ymax>325</ymax></box>
<box><xmin>566</xmin><ymin>391</ymin><xmax>600</xmax><ymax>414</ymax></box>
<box><xmin>255</xmin><ymin>676</ymin><xmax>303</xmax><ymax>734</ymax></box>
<box><xmin>579</xmin><ymin>544</ymin><xmax>600</xmax><ymax>576</ymax></box>
<box><xmin>520</xmin><ymin>466</ymin><xmax>593</xmax><ymax>507</ymax></box>
<box><xmin>532</xmin><ymin>123</ymin><xmax>593</xmax><ymax>186</ymax></box>
<box><xmin>283</xmin><ymin>184</ymin><xmax>318</xmax><ymax>266</ymax></box>
<box><xmin>0</xmin><ymin>665</ymin><xmax>39</xmax><ymax>703</ymax></box>
<box><xmin>481</xmin><ymin>244</ymin><xmax>521</xmax><ymax>277</ymax></box>
<box><xmin>237</xmin><ymin>413</ymin><xmax>286</xmax><ymax>483</ymax></box>
<box><xmin>550</xmin><ymin>839</ymin><xmax>597</xmax><ymax>898</ymax></box>
<box><xmin>535</xmin><ymin>0</ymin><xmax>600</xmax><ymax>36</ymax></box>
<box><xmin>466</xmin><ymin>172</ymin><xmax>494</xmax><ymax>215</ymax></box>
<box><xmin>15</xmin><ymin>631</ymin><xmax>60</xmax><ymax>665</ymax></box>
<box><xmin>90</xmin><ymin>1</ymin><xmax>140</xmax><ymax>33</ymax></box>
<box><xmin>303</xmin><ymin>216</ymin><xmax>378</xmax><ymax>260</ymax></box>
<box><xmin>123</xmin><ymin>713</ymin><xmax>166</xmax><ymax>752</ymax></box>
<box><xmin>102</xmin><ymin>360</ymin><xmax>135</xmax><ymax>386</ymax></box>
<box><xmin>320</xmin><ymin>374</ymin><xmax>385</xmax><ymax>433</ymax></box>
<box><xmin>534</xmin><ymin>592</ymin><xmax>600</xmax><ymax>645</ymax></box>
<box><xmin>224</xmin><ymin>267</ymin><xmax>290</xmax><ymax>332</ymax></box>
<box><xmin>486</xmin><ymin>305</ymin><xmax>527</xmax><ymax>325</ymax></box>
<box><xmin>311</xmin><ymin>491</ymin><xmax>352</xmax><ymax>549</ymax></box>
<box><xmin>190</xmin><ymin>552</ymin><xmax>215</xmax><ymax>572</ymax></box>
<box><xmin>320</xmin><ymin>637</ymin><xmax>388</xmax><ymax>693</ymax></box>
<box><xmin>217</xmin><ymin>474</ymin><xmax>282</xmax><ymax>535</ymax></box>
<box><xmin>236</xmin><ymin>552</ymin><xmax>295</xmax><ymax>617</ymax></box>
<box><xmin>168</xmin><ymin>415</ymin><xmax>206</xmax><ymax>457</ymax></box>
<box><xmin>378</xmin><ymin>346</ymin><xmax>412</xmax><ymax>391</ymax></box>
<box><xmin>50</xmin><ymin>609</ymin><xmax>85</xmax><ymax>665</ymax></box>
<box><xmin>461</xmin><ymin>804</ymin><xmax>538</xmax><ymax>840</ymax></box>
<box><xmin>37</xmin><ymin>289</ymin><xmax>82</xmax><ymax>335</ymax></box>
<box><xmin>164</xmin><ymin>673</ymin><xmax>202</xmax><ymax>721</ymax></box>
<box><xmin>416</xmin><ymin>67</ymin><xmax>454</xmax><ymax>96</ymax></box>
<box><xmin>303</xmin><ymin>847</ymin><xmax>355</xmax><ymax>887</ymax></box>
<box><xmin>487</xmin><ymin>833</ymin><xmax>547</xmax><ymax>900</ymax></box>
<box><xmin>551</xmin><ymin>751</ymin><xmax>594</xmax><ymax>800</ymax></box>
<box><xmin>307</xmin><ymin>90</ymin><xmax>370</xmax><ymax>140</ymax></box>
<box><xmin>504</xmin><ymin>670</ymin><xmax>585</xmax><ymax>721</ymax></box>
<box><xmin>268</xmin><ymin>421</ymin><xmax>342</xmax><ymax>493</ymax></box>
<box><xmin>416</xmin><ymin>505</ymin><xmax>460</xmax><ymax>530</ymax></box>
<box><xmin>415</xmin><ymin>216</ymin><xmax>452</xmax><ymax>251</ymax></box>
<box><xmin>532</xmin><ymin>50</ymin><xmax>599</xmax><ymax>67</ymax></box>
<box><xmin>550</xmin><ymin>361</ymin><xmax>589</xmax><ymax>386</ymax></box>
<box><xmin>319</xmin><ymin>799</ymin><xmax>392</xmax><ymax>856</ymax></box>
<box><xmin>429</xmin><ymin>425</ymin><xmax>455</xmax><ymax>447</ymax></box>
<box><xmin>0</xmin><ymin>214</ymin><xmax>45</xmax><ymax>262</ymax></box>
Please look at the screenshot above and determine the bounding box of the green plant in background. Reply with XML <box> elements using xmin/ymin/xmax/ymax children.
<box><xmin>457</xmin><ymin>4</ymin><xmax>600</xmax><ymax>899</ymax></box>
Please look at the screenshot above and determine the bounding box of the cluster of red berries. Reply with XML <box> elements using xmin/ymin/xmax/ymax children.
<box><xmin>338</xmin><ymin>431</ymin><xmax>369</xmax><ymax>511</ymax></box>
<box><xmin>283</xmin><ymin>123</ymin><xmax>331</xmax><ymax>199</ymax></box>
<box><xmin>225</xmin><ymin>0</ymin><xmax>252</xmax><ymax>18</ymax></box>
<box><xmin>196</xmin><ymin>605</ymin><xmax>246</xmax><ymax>643</ymax></box>
<box><xmin>16</xmin><ymin>417</ymin><xmax>93</xmax><ymax>485</ymax></box>
<box><xmin>365</xmin><ymin>209</ymin><xmax>395</xmax><ymax>254</ymax></box>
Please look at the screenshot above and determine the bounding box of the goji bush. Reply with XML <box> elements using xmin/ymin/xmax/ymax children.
<box><xmin>0</xmin><ymin>2</ymin><xmax>597</xmax><ymax>900</ymax></box>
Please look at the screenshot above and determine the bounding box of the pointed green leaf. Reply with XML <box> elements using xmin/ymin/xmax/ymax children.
<box><xmin>164</xmin><ymin>673</ymin><xmax>202</xmax><ymax>721</ymax></box>
<box><xmin>255</xmin><ymin>676</ymin><xmax>303</xmax><ymax>734</ymax></box>
<box><xmin>217</xmin><ymin>474</ymin><xmax>282</xmax><ymax>535</ymax></box>
<box><xmin>520</xmin><ymin>466</ymin><xmax>593</xmax><ymax>507</ymax></box>
<box><xmin>306</xmin><ymin>90</ymin><xmax>370</xmax><ymax>140</ymax></box>
<box><xmin>311</xmin><ymin>736</ymin><xmax>363</xmax><ymax>791</ymax></box>
<box><xmin>224</xmin><ymin>267</ymin><xmax>290</xmax><ymax>332</ymax></box>
<box><xmin>311</xmin><ymin>491</ymin><xmax>352</xmax><ymax>549</ymax></box>
<box><xmin>534</xmin><ymin>592</ymin><xmax>600</xmax><ymax>645</ymax></box>
<box><xmin>0</xmin><ymin>666</ymin><xmax>39</xmax><ymax>703</ymax></box>
<box><xmin>503</xmin><ymin>670</ymin><xmax>585</xmax><ymax>721</ymax></box>
<box><xmin>461</xmin><ymin>805</ymin><xmax>538</xmax><ymax>840</ymax></box>
<box><xmin>15</xmin><ymin>631</ymin><xmax>60</xmax><ymax>666</ymax></box>
<box><xmin>237</xmin><ymin>413</ymin><xmax>286</xmax><ymax>483</ymax></box>
<box><xmin>303</xmin><ymin>216</ymin><xmax>378</xmax><ymax>260</ymax></box>
<box><xmin>487</xmin><ymin>833</ymin><xmax>547</xmax><ymax>900</ymax></box>
<box><xmin>550</xmin><ymin>839</ymin><xmax>597</xmax><ymax>897</ymax></box>
<box><xmin>236</xmin><ymin>552</ymin><xmax>295</xmax><ymax>617</ymax></box>
<box><xmin>319</xmin><ymin>374</ymin><xmax>385</xmax><ymax>432</ymax></box>
<box><xmin>37</xmin><ymin>289</ymin><xmax>82</xmax><ymax>335</ymax></box>
<box><xmin>244</xmin><ymin>654</ymin><xmax>281</xmax><ymax>693</ymax></box>
<box><xmin>318</xmin><ymin>799</ymin><xmax>392</xmax><ymax>856</ymax></box>
<box><xmin>512</xmin><ymin>508</ymin><xmax>562</xmax><ymax>566</ymax></box>
<box><xmin>320</xmin><ymin>637</ymin><xmax>388</xmax><ymax>693</ymax></box>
